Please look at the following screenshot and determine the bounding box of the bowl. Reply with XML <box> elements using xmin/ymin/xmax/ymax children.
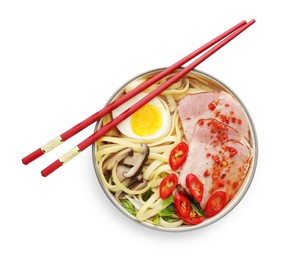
<box><xmin>92</xmin><ymin>68</ymin><xmax>258</xmax><ymax>232</ymax></box>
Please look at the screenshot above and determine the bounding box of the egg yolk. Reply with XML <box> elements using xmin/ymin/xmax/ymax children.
<box><xmin>131</xmin><ymin>104</ymin><xmax>163</xmax><ymax>137</ymax></box>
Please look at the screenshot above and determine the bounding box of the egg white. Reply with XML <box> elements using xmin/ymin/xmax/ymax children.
<box><xmin>112</xmin><ymin>92</ymin><xmax>170</xmax><ymax>140</ymax></box>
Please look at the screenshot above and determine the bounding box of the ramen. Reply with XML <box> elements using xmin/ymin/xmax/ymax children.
<box><xmin>93</xmin><ymin>69</ymin><xmax>256</xmax><ymax>230</ymax></box>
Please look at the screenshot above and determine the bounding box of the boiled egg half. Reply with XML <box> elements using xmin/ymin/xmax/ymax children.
<box><xmin>112</xmin><ymin>93</ymin><xmax>170</xmax><ymax>140</ymax></box>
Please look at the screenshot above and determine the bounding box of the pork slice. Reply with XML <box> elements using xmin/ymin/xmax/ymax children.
<box><xmin>178</xmin><ymin>91</ymin><xmax>250</xmax><ymax>142</ymax></box>
<box><xmin>178</xmin><ymin>92</ymin><xmax>219</xmax><ymax>142</ymax></box>
<box><xmin>178</xmin><ymin>119</ymin><xmax>251</xmax><ymax>209</ymax></box>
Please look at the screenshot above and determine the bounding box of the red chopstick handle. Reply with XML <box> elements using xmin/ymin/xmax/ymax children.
<box><xmin>22</xmin><ymin>136</ymin><xmax>63</xmax><ymax>165</ymax></box>
<box><xmin>22</xmin><ymin>20</ymin><xmax>246</xmax><ymax>165</ymax></box>
<box><xmin>22</xmin><ymin>148</ymin><xmax>44</xmax><ymax>165</ymax></box>
<box><xmin>41</xmin><ymin>160</ymin><xmax>63</xmax><ymax>177</ymax></box>
<box><xmin>42</xmin><ymin>19</ymin><xmax>255</xmax><ymax>177</ymax></box>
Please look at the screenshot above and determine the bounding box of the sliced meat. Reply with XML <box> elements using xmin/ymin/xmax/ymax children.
<box><xmin>178</xmin><ymin>91</ymin><xmax>250</xmax><ymax>142</ymax></box>
<box><xmin>178</xmin><ymin>119</ymin><xmax>252</xmax><ymax>209</ymax></box>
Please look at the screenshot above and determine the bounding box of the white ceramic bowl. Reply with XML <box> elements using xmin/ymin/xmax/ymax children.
<box><xmin>92</xmin><ymin>68</ymin><xmax>258</xmax><ymax>232</ymax></box>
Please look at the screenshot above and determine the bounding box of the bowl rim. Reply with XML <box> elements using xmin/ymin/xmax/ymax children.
<box><xmin>92</xmin><ymin>68</ymin><xmax>258</xmax><ymax>232</ymax></box>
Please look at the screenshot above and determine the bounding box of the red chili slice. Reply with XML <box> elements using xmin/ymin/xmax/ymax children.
<box><xmin>174</xmin><ymin>191</ymin><xmax>191</xmax><ymax>218</ymax></box>
<box><xmin>159</xmin><ymin>174</ymin><xmax>178</xmax><ymax>200</ymax></box>
<box><xmin>186</xmin><ymin>174</ymin><xmax>204</xmax><ymax>203</ymax></box>
<box><xmin>178</xmin><ymin>211</ymin><xmax>205</xmax><ymax>225</ymax></box>
<box><xmin>205</xmin><ymin>191</ymin><xmax>227</xmax><ymax>217</ymax></box>
<box><xmin>169</xmin><ymin>142</ymin><xmax>189</xmax><ymax>171</ymax></box>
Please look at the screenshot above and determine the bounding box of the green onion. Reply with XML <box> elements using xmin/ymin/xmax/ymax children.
<box><xmin>159</xmin><ymin>204</ymin><xmax>175</xmax><ymax>217</ymax></box>
<box><xmin>162</xmin><ymin>195</ymin><xmax>174</xmax><ymax>206</ymax></box>
<box><xmin>153</xmin><ymin>214</ymin><xmax>160</xmax><ymax>225</ymax></box>
<box><xmin>191</xmin><ymin>202</ymin><xmax>205</xmax><ymax>216</ymax></box>
<box><xmin>121</xmin><ymin>199</ymin><xmax>136</xmax><ymax>216</ymax></box>
<box><xmin>162</xmin><ymin>216</ymin><xmax>179</xmax><ymax>223</ymax></box>
<box><xmin>142</xmin><ymin>189</ymin><xmax>152</xmax><ymax>201</ymax></box>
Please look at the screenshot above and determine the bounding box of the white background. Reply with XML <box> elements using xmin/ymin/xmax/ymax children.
<box><xmin>1</xmin><ymin>0</ymin><xmax>293</xmax><ymax>259</ymax></box>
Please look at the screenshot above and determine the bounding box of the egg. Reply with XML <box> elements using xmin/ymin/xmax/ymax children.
<box><xmin>112</xmin><ymin>93</ymin><xmax>170</xmax><ymax>140</ymax></box>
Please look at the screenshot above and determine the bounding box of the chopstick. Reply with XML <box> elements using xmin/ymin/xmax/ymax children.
<box><xmin>40</xmin><ymin>19</ymin><xmax>255</xmax><ymax>177</ymax></box>
<box><xmin>22</xmin><ymin>20</ymin><xmax>247</xmax><ymax>165</ymax></box>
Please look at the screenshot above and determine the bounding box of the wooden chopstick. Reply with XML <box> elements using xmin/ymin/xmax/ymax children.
<box><xmin>40</xmin><ymin>19</ymin><xmax>255</xmax><ymax>177</ymax></box>
<box><xmin>22</xmin><ymin>20</ymin><xmax>247</xmax><ymax>165</ymax></box>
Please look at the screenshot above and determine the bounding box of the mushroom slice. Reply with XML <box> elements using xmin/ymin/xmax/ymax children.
<box><xmin>123</xmin><ymin>144</ymin><xmax>150</xmax><ymax>178</ymax></box>
<box><xmin>133</xmin><ymin>173</ymin><xmax>143</xmax><ymax>182</ymax></box>
<box><xmin>118</xmin><ymin>193</ymin><xmax>128</xmax><ymax>200</ymax></box>
<box><xmin>123</xmin><ymin>153</ymin><xmax>143</xmax><ymax>167</ymax></box>
<box><xmin>118</xmin><ymin>179</ymin><xmax>148</xmax><ymax>199</ymax></box>
<box><xmin>102</xmin><ymin>148</ymin><xmax>133</xmax><ymax>174</ymax></box>
<box><xmin>126</xmin><ymin>173</ymin><xmax>143</xmax><ymax>187</ymax></box>
<box><xmin>116</xmin><ymin>165</ymin><xmax>131</xmax><ymax>182</ymax></box>
<box><xmin>127</xmin><ymin>179</ymin><xmax>148</xmax><ymax>191</ymax></box>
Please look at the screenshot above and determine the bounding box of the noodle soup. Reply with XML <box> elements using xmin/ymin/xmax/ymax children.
<box><xmin>92</xmin><ymin>69</ymin><xmax>257</xmax><ymax>231</ymax></box>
